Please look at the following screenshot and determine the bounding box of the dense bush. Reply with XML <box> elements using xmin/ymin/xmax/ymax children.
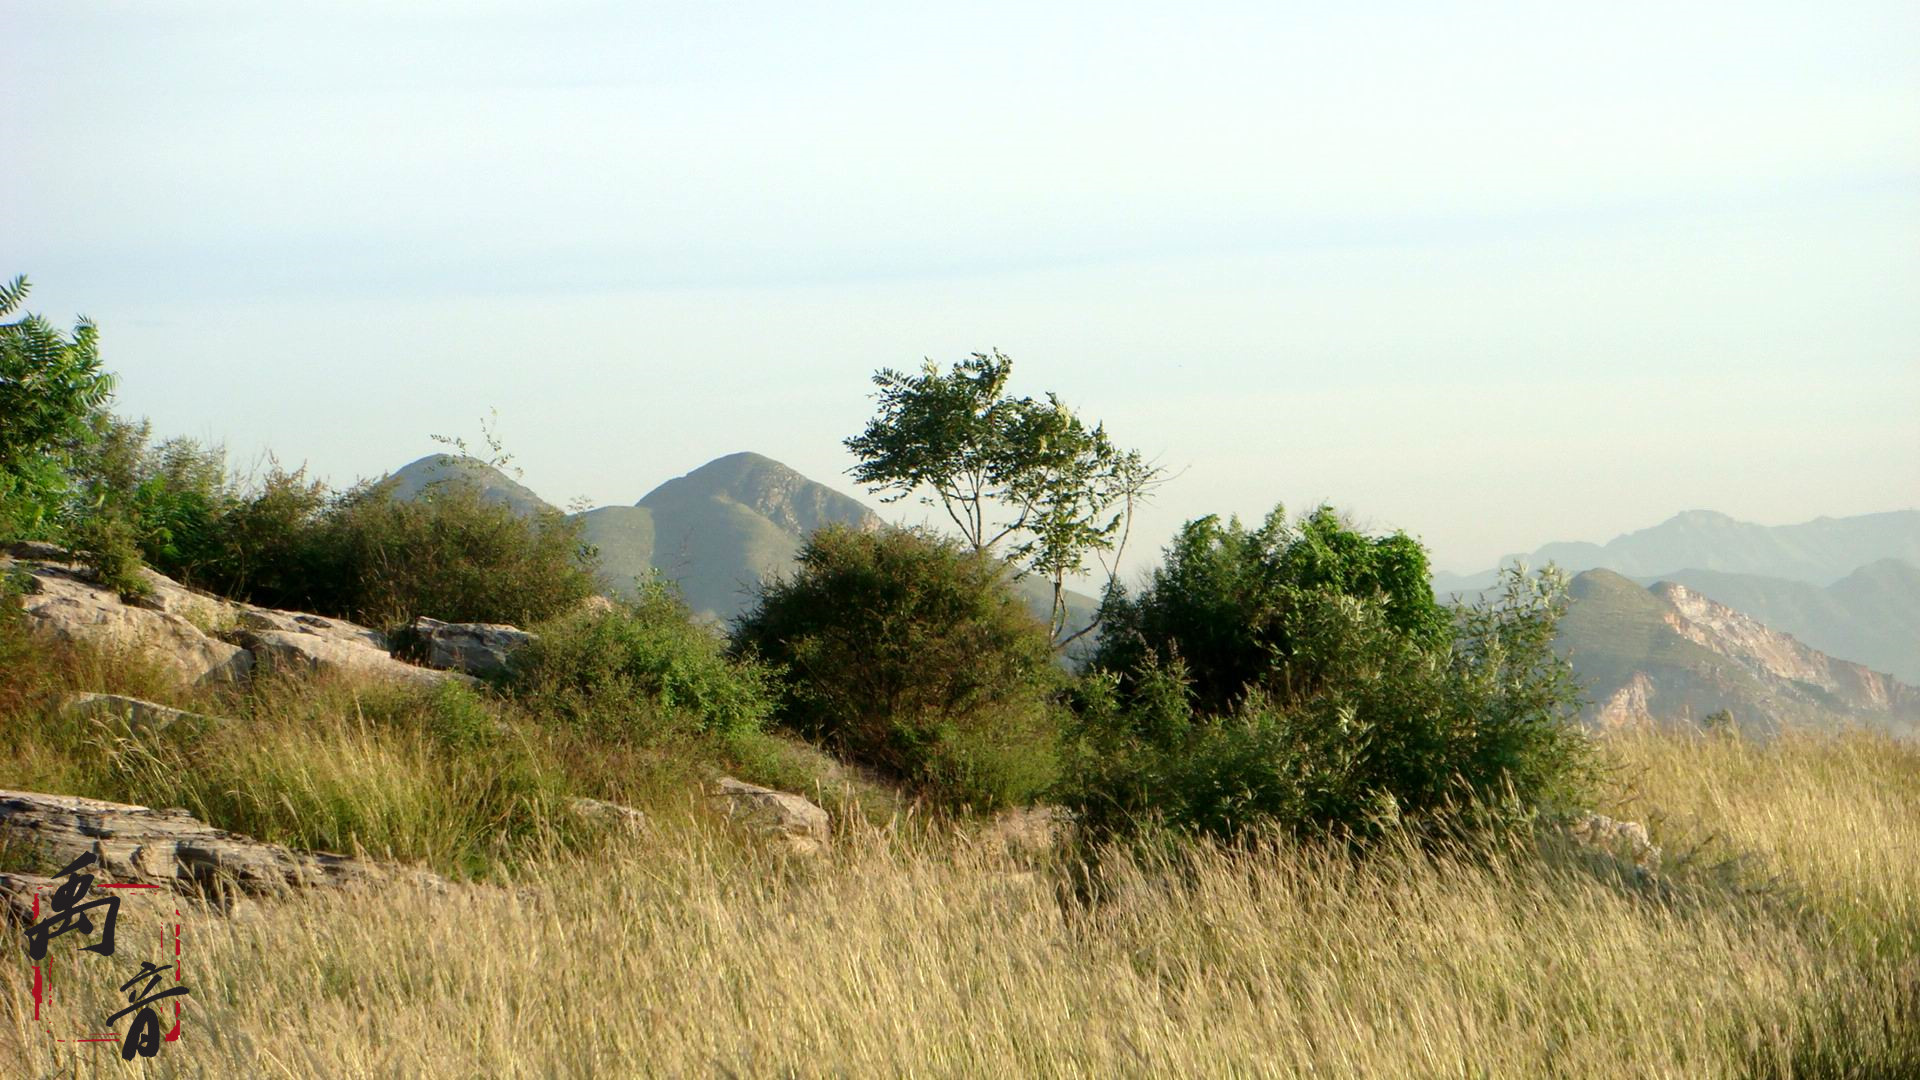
<box><xmin>304</xmin><ymin>478</ymin><xmax>596</xmax><ymax>627</ymax></box>
<box><xmin>732</xmin><ymin>524</ymin><xmax>1063</xmax><ymax>810</ymax></box>
<box><xmin>513</xmin><ymin>578</ymin><xmax>776</xmax><ymax>740</ymax></box>
<box><xmin>1095</xmin><ymin>505</ymin><xmax>1451</xmax><ymax>715</ymax></box>
<box><xmin>48</xmin><ymin>412</ymin><xmax>597</xmax><ymax>628</ymax></box>
<box><xmin>1065</xmin><ymin>513</ymin><xmax>1592</xmax><ymax>844</ymax></box>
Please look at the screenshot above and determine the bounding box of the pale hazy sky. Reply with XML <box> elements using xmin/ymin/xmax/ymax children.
<box><xmin>5</xmin><ymin>1</ymin><xmax>1916</xmax><ymax>576</ymax></box>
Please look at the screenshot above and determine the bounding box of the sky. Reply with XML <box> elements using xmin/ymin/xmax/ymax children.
<box><xmin>4</xmin><ymin>1</ymin><xmax>1916</xmax><ymax>578</ymax></box>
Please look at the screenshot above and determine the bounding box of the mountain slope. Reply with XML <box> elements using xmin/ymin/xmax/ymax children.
<box><xmin>639</xmin><ymin>452</ymin><xmax>879</xmax><ymax>537</ymax></box>
<box><xmin>1650</xmin><ymin>561</ymin><xmax>1920</xmax><ymax>684</ymax></box>
<box><xmin>1554</xmin><ymin>569</ymin><xmax>1919</xmax><ymax>737</ymax></box>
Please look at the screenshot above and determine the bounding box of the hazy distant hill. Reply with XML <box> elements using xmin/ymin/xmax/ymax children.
<box><xmin>1554</xmin><ymin>569</ymin><xmax>1918</xmax><ymax>738</ymax></box>
<box><xmin>1649</xmin><ymin>560</ymin><xmax>1920</xmax><ymax>685</ymax></box>
<box><xmin>640</xmin><ymin>452</ymin><xmax>879</xmax><ymax>538</ymax></box>
<box><xmin>1435</xmin><ymin>509</ymin><xmax>1920</xmax><ymax>593</ymax></box>
<box><xmin>382</xmin><ymin>451</ymin><xmax>1097</xmax><ymax>633</ymax></box>
<box><xmin>381</xmin><ymin>454</ymin><xmax>557</xmax><ymax>517</ymax></box>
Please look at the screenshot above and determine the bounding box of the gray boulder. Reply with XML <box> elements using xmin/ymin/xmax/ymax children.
<box><xmin>399</xmin><ymin>616</ymin><xmax>536</xmax><ymax>678</ymax></box>
<box><xmin>61</xmin><ymin>692</ymin><xmax>224</xmax><ymax>736</ymax></box>
<box><xmin>235</xmin><ymin>627</ymin><xmax>473</xmax><ymax>688</ymax></box>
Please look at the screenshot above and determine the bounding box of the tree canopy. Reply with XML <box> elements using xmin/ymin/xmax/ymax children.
<box><xmin>844</xmin><ymin>351</ymin><xmax>1159</xmax><ymax>644</ymax></box>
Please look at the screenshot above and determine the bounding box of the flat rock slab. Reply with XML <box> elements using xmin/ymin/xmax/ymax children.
<box><xmin>400</xmin><ymin>616</ymin><xmax>536</xmax><ymax>678</ymax></box>
<box><xmin>0</xmin><ymin>789</ymin><xmax>449</xmax><ymax>915</ymax></box>
<box><xmin>232</xmin><ymin>627</ymin><xmax>473</xmax><ymax>688</ymax></box>
<box><xmin>6</xmin><ymin>559</ymin><xmax>253</xmax><ymax>686</ymax></box>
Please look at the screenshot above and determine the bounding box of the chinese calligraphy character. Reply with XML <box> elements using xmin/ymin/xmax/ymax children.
<box><xmin>21</xmin><ymin>852</ymin><xmax>119</xmax><ymax>961</ymax></box>
<box><xmin>111</xmin><ymin>959</ymin><xmax>190</xmax><ymax>1061</ymax></box>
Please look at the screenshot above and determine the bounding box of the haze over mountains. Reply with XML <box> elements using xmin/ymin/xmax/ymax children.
<box><xmin>1433</xmin><ymin>509</ymin><xmax>1920</xmax><ymax>591</ymax></box>
<box><xmin>1436</xmin><ymin>508</ymin><xmax>1920</xmax><ymax>685</ymax></box>
<box><xmin>383</xmin><ymin>451</ymin><xmax>1095</xmax><ymax>633</ymax></box>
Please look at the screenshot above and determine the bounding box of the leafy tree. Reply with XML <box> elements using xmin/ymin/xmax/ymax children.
<box><xmin>1096</xmin><ymin>504</ymin><xmax>1451</xmax><ymax>714</ymax></box>
<box><xmin>844</xmin><ymin>351</ymin><xmax>1159</xmax><ymax>644</ymax></box>
<box><xmin>0</xmin><ymin>275</ymin><xmax>115</xmax><ymax>540</ymax></box>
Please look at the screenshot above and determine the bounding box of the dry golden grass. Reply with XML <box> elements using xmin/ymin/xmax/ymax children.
<box><xmin>4</xmin><ymin>724</ymin><xmax>1916</xmax><ymax>1078</ymax></box>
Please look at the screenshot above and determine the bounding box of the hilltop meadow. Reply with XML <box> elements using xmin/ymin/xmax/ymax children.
<box><xmin>3</xmin><ymin>289</ymin><xmax>1917</xmax><ymax>1076</ymax></box>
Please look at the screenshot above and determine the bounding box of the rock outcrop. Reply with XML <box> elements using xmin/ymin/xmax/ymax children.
<box><xmin>713</xmin><ymin>777</ymin><xmax>831</xmax><ymax>854</ymax></box>
<box><xmin>0</xmin><ymin>789</ymin><xmax>449</xmax><ymax>918</ymax></box>
<box><xmin>1557</xmin><ymin>569</ymin><xmax>1920</xmax><ymax>738</ymax></box>
<box><xmin>397</xmin><ymin>616</ymin><xmax>537</xmax><ymax>678</ymax></box>
<box><xmin>60</xmin><ymin>693</ymin><xmax>224</xmax><ymax>736</ymax></box>
<box><xmin>7</xmin><ymin>551</ymin><xmax>253</xmax><ymax>685</ymax></box>
<box><xmin>3</xmin><ymin>545</ymin><xmax>478</xmax><ymax>690</ymax></box>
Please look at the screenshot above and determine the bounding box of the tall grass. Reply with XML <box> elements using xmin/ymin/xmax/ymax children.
<box><xmin>5</xmin><ymin>725</ymin><xmax>1916</xmax><ymax>1077</ymax></box>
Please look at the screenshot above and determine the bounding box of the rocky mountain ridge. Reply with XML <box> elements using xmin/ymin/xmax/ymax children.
<box><xmin>1556</xmin><ymin>569</ymin><xmax>1918</xmax><ymax>737</ymax></box>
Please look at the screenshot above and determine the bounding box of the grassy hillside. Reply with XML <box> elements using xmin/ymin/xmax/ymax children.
<box><xmin>4</xmin><ymin>621</ymin><xmax>1914</xmax><ymax>1076</ymax></box>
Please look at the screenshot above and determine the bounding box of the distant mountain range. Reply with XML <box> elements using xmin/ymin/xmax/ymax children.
<box><xmin>1434</xmin><ymin>508</ymin><xmax>1920</xmax><ymax>733</ymax></box>
<box><xmin>381</xmin><ymin>451</ymin><xmax>1096</xmax><ymax>633</ymax></box>
<box><xmin>1434</xmin><ymin>508</ymin><xmax>1920</xmax><ymax>592</ymax></box>
<box><xmin>1556</xmin><ymin>569</ymin><xmax>1918</xmax><ymax>739</ymax></box>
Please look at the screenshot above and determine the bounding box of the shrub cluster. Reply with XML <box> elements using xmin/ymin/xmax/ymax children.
<box><xmin>513</xmin><ymin>578</ymin><xmax>776</xmax><ymax>741</ymax></box>
<box><xmin>38</xmin><ymin>416</ymin><xmax>597</xmax><ymax>628</ymax></box>
<box><xmin>1064</xmin><ymin>506</ymin><xmax>1592</xmax><ymax>845</ymax></box>
<box><xmin>732</xmin><ymin>524</ymin><xmax>1064</xmax><ymax>810</ymax></box>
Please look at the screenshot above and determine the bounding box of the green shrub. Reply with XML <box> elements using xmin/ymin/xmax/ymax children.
<box><xmin>1096</xmin><ymin>504</ymin><xmax>1451</xmax><ymax>714</ymax></box>
<box><xmin>731</xmin><ymin>524</ymin><xmax>1063</xmax><ymax>810</ymax></box>
<box><xmin>308</xmin><ymin>479</ymin><xmax>596</xmax><ymax>627</ymax></box>
<box><xmin>68</xmin><ymin>507</ymin><xmax>151</xmax><ymax>602</ymax></box>
<box><xmin>1065</xmin><ymin>559</ymin><xmax>1593</xmax><ymax>845</ymax></box>
<box><xmin>514</xmin><ymin>578</ymin><xmax>775</xmax><ymax>739</ymax></box>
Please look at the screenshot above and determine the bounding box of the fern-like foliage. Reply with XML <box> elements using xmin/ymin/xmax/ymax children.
<box><xmin>0</xmin><ymin>274</ymin><xmax>117</xmax><ymax>539</ymax></box>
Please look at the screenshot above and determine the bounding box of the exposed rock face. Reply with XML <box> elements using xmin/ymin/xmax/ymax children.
<box><xmin>1595</xmin><ymin>672</ymin><xmax>1658</xmax><ymax>730</ymax></box>
<box><xmin>3</xmin><ymin>547</ymin><xmax>471</xmax><ymax>690</ymax></box>
<box><xmin>1655</xmin><ymin>582</ymin><xmax>1917</xmax><ymax>714</ymax></box>
<box><xmin>399</xmin><ymin>616</ymin><xmax>536</xmax><ymax>678</ymax></box>
<box><xmin>235</xmin><ymin>606</ymin><xmax>388</xmax><ymax>651</ymax></box>
<box><xmin>713</xmin><ymin>777</ymin><xmax>831</xmax><ymax>854</ymax></box>
<box><xmin>7</xmin><ymin>555</ymin><xmax>253</xmax><ymax>686</ymax></box>
<box><xmin>0</xmin><ymin>789</ymin><xmax>448</xmax><ymax>917</ymax></box>
<box><xmin>1557</xmin><ymin>569</ymin><xmax>1920</xmax><ymax>738</ymax></box>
